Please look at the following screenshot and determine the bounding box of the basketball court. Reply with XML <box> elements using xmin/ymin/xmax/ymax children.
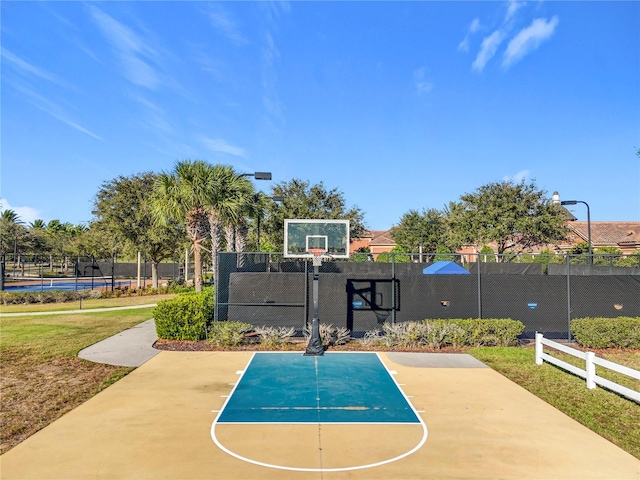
<box><xmin>2</xmin><ymin>350</ymin><xmax>638</xmax><ymax>479</ymax></box>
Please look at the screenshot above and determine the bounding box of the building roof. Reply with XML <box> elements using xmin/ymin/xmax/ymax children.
<box><xmin>369</xmin><ymin>229</ymin><xmax>395</xmax><ymax>247</ymax></box>
<box><xmin>567</xmin><ymin>222</ymin><xmax>640</xmax><ymax>248</ymax></box>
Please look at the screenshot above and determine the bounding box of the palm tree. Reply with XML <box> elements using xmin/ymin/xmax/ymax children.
<box><xmin>1</xmin><ymin>209</ymin><xmax>22</xmax><ymax>223</ymax></box>
<box><xmin>0</xmin><ymin>210</ymin><xmax>25</xmax><ymax>266</ymax></box>
<box><xmin>205</xmin><ymin>165</ymin><xmax>254</xmax><ymax>274</ymax></box>
<box><xmin>29</xmin><ymin>219</ymin><xmax>47</xmax><ymax>230</ymax></box>
<box><xmin>151</xmin><ymin>160</ymin><xmax>213</xmax><ymax>292</ymax></box>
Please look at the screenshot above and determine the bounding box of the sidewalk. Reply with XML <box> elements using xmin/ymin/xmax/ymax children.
<box><xmin>78</xmin><ymin>318</ymin><xmax>160</xmax><ymax>367</ymax></box>
<box><xmin>1</xmin><ymin>304</ymin><xmax>160</xmax><ymax>367</ymax></box>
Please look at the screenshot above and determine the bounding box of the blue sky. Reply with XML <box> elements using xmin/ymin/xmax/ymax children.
<box><xmin>2</xmin><ymin>1</ymin><xmax>639</xmax><ymax>230</ymax></box>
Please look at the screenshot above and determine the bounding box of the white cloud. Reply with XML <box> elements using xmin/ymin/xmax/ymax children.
<box><xmin>502</xmin><ymin>16</ymin><xmax>559</xmax><ymax>69</ymax></box>
<box><xmin>8</xmin><ymin>82</ymin><xmax>102</xmax><ymax>140</ymax></box>
<box><xmin>205</xmin><ymin>5</ymin><xmax>248</xmax><ymax>45</ymax></box>
<box><xmin>0</xmin><ymin>199</ymin><xmax>42</xmax><ymax>224</ymax></box>
<box><xmin>261</xmin><ymin>32</ymin><xmax>285</xmax><ymax>124</ymax></box>
<box><xmin>504</xmin><ymin>170</ymin><xmax>531</xmax><ymax>183</ymax></box>
<box><xmin>472</xmin><ymin>30</ymin><xmax>505</xmax><ymax>72</ymax></box>
<box><xmin>200</xmin><ymin>137</ymin><xmax>246</xmax><ymax>157</ymax></box>
<box><xmin>2</xmin><ymin>48</ymin><xmax>57</xmax><ymax>83</ymax></box>
<box><xmin>470</xmin><ymin>18</ymin><xmax>482</xmax><ymax>33</ymax></box>
<box><xmin>505</xmin><ymin>1</ymin><xmax>526</xmax><ymax>22</ymax></box>
<box><xmin>88</xmin><ymin>6</ymin><xmax>160</xmax><ymax>89</ymax></box>
<box><xmin>413</xmin><ymin>67</ymin><xmax>434</xmax><ymax>95</ymax></box>
<box><xmin>458</xmin><ymin>17</ymin><xmax>482</xmax><ymax>53</ymax></box>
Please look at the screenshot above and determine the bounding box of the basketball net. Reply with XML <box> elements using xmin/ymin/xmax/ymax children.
<box><xmin>308</xmin><ymin>248</ymin><xmax>325</xmax><ymax>267</ymax></box>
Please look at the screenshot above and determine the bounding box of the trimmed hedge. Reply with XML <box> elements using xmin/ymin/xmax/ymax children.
<box><xmin>154</xmin><ymin>288</ymin><xmax>215</xmax><ymax>341</ymax></box>
<box><xmin>0</xmin><ymin>289</ymin><xmax>102</xmax><ymax>305</ymax></box>
<box><xmin>570</xmin><ymin>317</ymin><xmax>640</xmax><ymax>349</ymax></box>
<box><xmin>1</xmin><ymin>284</ymin><xmax>191</xmax><ymax>305</ymax></box>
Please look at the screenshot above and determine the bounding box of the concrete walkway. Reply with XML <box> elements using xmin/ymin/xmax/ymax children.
<box><xmin>78</xmin><ymin>319</ymin><xmax>160</xmax><ymax>367</ymax></box>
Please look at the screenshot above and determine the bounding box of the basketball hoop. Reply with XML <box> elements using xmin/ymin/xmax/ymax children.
<box><xmin>308</xmin><ymin>248</ymin><xmax>326</xmax><ymax>267</ymax></box>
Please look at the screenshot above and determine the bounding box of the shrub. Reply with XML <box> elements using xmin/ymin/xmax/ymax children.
<box><xmin>0</xmin><ymin>289</ymin><xmax>102</xmax><ymax>305</ymax></box>
<box><xmin>208</xmin><ymin>321</ymin><xmax>253</xmax><ymax>347</ymax></box>
<box><xmin>303</xmin><ymin>323</ymin><xmax>352</xmax><ymax>347</ymax></box>
<box><xmin>254</xmin><ymin>326</ymin><xmax>296</xmax><ymax>348</ymax></box>
<box><xmin>153</xmin><ymin>288</ymin><xmax>215</xmax><ymax>340</ymax></box>
<box><xmin>371</xmin><ymin>318</ymin><xmax>524</xmax><ymax>348</ymax></box>
<box><xmin>357</xmin><ymin>329</ymin><xmax>383</xmax><ymax>348</ymax></box>
<box><xmin>571</xmin><ymin>317</ymin><xmax>640</xmax><ymax>349</ymax></box>
<box><xmin>382</xmin><ymin>321</ymin><xmax>429</xmax><ymax>348</ymax></box>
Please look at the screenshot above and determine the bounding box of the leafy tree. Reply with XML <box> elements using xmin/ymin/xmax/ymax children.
<box><xmin>73</xmin><ymin>222</ymin><xmax>124</xmax><ymax>260</ymax></box>
<box><xmin>43</xmin><ymin>220</ymin><xmax>80</xmax><ymax>271</ymax></box>
<box><xmin>26</xmin><ymin>219</ymin><xmax>49</xmax><ymax>259</ymax></box>
<box><xmin>152</xmin><ymin>160</ymin><xmax>213</xmax><ymax>292</ymax></box>
<box><xmin>615</xmin><ymin>249</ymin><xmax>640</xmax><ymax>267</ymax></box>
<box><xmin>261</xmin><ymin>179</ymin><xmax>366</xmax><ymax>251</ymax></box>
<box><xmin>433</xmin><ymin>245</ymin><xmax>456</xmax><ymax>262</ymax></box>
<box><xmin>566</xmin><ymin>241</ymin><xmax>591</xmax><ymax>265</ymax></box>
<box><xmin>446</xmin><ymin>180</ymin><xmax>567</xmax><ymax>260</ymax></box>
<box><xmin>568</xmin><ymin>241</ymin><xmax>590</xmax><ymax>255</ymax></box>
<box><xmin>375</xmin><ymin>246</ymin><xmax>411</xmax><ymax>263</ymax></box>
<box><xmin>592</xmin><ymin>246</ymin><xmax>622</xmax><ymax>266</ymax></box>
<box><xmin>93</xmin><ymin>172</ymin><xmax>186</xmax><ymax>287</ymax></box>
<box><xmin>478</xmin><ymin>245</ymin><xmax>496</xmax><ymax>262</ymax></box>
<box><xmin>391</xmin><ymin>208</ymin><xmax>445</xmax><ymax>261</ymax></box>
<box><xmin>0</xmin><ymin>210</ymin><xmax>29</xmax><ymax>268</ymax></box>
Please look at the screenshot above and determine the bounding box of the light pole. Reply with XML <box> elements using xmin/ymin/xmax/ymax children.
<box><xmin>240</xmin><ymin>172</ymin><xmax>272</xmax><ymax>180</ymax></box>
<box><xmin>552</xmin><ymin>192</ymin><xmax>592</xmax><ymax>264</ymax></box>
<box><xmin>257</xmin><ymin>194</ymin><xmax>284</xmax><ymax>251</ymax></box>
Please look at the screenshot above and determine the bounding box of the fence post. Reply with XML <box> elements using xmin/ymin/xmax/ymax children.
<box><xmin>477</xmin><ymin>253</ymin><xmax>482</xmax><ymax>319</ymax></box>
<box><xmin>391</xmin><ymin>252</ymin><xmax>396</xmax><ymax>324</ymax></box>
<box><xmin>585</xmin><ymin>351</ymin><xmax>596</xmax><ymax>389</ymax></box>
<box><xmin>535</xmin><ymin>332</ymin><xmax>543</xmax><ymax>365</ymax></box>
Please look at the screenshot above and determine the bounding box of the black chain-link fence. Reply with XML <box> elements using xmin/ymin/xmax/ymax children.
<box><xmin>215</xmin><ymin>252</ymin><xmax>640</xmax><ymax>340</ymax></box>
<box><xmin>0</xmin><ymin>253</ymin><xmax>187</xmax><ymax>292</ymax></box>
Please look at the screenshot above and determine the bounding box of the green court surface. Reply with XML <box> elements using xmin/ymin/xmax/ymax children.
<box><xmin>217</xmin><ymin>352</ymin><xmax>420</xmax><ymax>424</ymax></box>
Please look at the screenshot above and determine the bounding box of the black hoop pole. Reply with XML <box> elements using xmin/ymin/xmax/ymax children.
<box><xmin>304</xmin><ymin>257</ymin><xmax>324</xmax><ymax>356</ymax></box>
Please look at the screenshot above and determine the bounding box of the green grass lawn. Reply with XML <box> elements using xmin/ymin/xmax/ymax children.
<box><xmin>0</xmin><ymin>305</ymin><xmax>157</xmax><ymax>454</ymax></box>
<box><xmin>469</xmin><ymin>346</ymin><xmax>640</xmax><ymax>459</ymax></box>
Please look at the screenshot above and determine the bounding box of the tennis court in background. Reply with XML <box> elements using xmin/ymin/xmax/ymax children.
<box><xmin>2</xmin><ymin>276</ymin><xmax>134</xmax><ymax>292</ymax></box>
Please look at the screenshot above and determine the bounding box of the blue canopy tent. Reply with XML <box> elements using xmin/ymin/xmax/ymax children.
<box><xmin>422</xmin><ymin>260</ymin><xmax>470</xmax><ymax>275</ymax></box>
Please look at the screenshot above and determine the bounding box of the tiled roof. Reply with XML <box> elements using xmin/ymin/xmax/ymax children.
<box><xmin>567</xmin><ymin>222</ymin><xmax>640</xmax><ymax>247</ymax></box>
<box><xmin>370</xmin><ymin>229</ymin><xmax>396</xmax><ymax>246</ymax></box>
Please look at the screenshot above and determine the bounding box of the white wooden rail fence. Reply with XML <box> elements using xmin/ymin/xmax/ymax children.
<box><xmin>535</xmin><ymin>333</ymin><xmax>640</xmax><ymax>403</ymax></box>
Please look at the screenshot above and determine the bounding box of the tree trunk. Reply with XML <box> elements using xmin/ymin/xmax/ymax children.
<box><xmin>193</xmin><ymin>241</ymin><xmax>203</xmax><ymax>292</ymax></box>
<box><xmin>235</xmin><ymin>223</ymin><xmax>248</xmax><ymax>267</ymax></box>
<box><xmin>209</xmin><ymin>214</ymin><xmax>222</xmax><ymax>279</ymax></box>
<box><xmin>235</xmin><ymin>223</ymin><xmax>248</xmax><ymax>253</ymax></box>
<box><xmin>151</xmin><ymin>261</ymin><xmax>159</xmax><ymax>288</ymax></box>
<box><xmin>224</xmin><ymin>224</ymin><xmax>235</xmax><ymax>252</ymax></box>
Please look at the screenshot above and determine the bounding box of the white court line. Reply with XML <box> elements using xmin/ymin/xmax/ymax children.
<box><xmin>210</xmin><ymin>352</ymin><xmax>429</xmax><ymax>472</ymax></box>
